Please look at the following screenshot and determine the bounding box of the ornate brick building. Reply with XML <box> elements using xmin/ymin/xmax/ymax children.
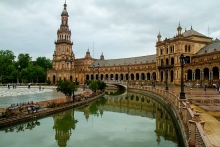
<box><xmin>47</xmin><ymin>2</ymin><xmax>220</xmax><ymax>87</ymax></box>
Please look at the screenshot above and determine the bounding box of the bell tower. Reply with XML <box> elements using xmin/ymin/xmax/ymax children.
<box><xmin>52</xmin><ymin>1</ymin><xmax>74</xmax><ymax>71</ymax></box>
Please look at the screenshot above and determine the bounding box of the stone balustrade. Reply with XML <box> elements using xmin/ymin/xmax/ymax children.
<box><xmin>129</xmin><ymin>85</ymin><xmax>213</xmax><ymax>147</ymax></box>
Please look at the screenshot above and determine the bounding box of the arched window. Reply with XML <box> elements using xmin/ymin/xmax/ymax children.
<box><xmin>161</xmin><ymin>59</ymin><xmax>164</xmax><ymax>66</ymax></box>
<box><xmin>171</xmin><ymin>57</ymin><xmax>174</xmax><ymax>65</ymax></box>
<box><xmin>170</xmin><ymin>46</ymin><xmax>172</xmax><ymax>53</ymax></box>
<box><xmin>160</xmin><ymin>49</ymin><xmax>163</xmax><ymax>55</ymax></box>
<box><xmin>166</xmin><ymin>58</ymin><xmax>169</xmax><ymax>65</ymax></box>
<box><xmin>185</xmin><ymin>45</ymin><xmax>187</xmax><ymax>52</ymax></box>
<box><xmin>188</xmin><ymin>45</ymin><xmax>191</xmax><ymax>52</ymax></box>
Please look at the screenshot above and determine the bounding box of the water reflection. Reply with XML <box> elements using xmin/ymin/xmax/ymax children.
<box><xmin>0</xmin><ymin>89</ymin><xmax>180</xmax><ymax>147</ymax></box>
<box><xmin>53</xmin><ymin>110</ymin><xmax>78</xmax><ymax>147</ymax></box>
<box><xmin>2</xmin><ymin>120</ymin><xmax>40</xmax><ymax>133</ymax></box>
<box><xmin>103</xmin><ymin>90</ymin><xmax>178</xmax><ymax>145</ymax></box>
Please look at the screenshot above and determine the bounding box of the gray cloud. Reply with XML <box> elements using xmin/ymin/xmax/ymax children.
<box><xmin>0</xmin><ymin>0</ymin><xmax>219</xmax><ymax>60</ymax></box>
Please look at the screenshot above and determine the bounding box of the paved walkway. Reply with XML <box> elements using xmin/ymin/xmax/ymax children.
<box><xmin>158</xmin><ymin>86</ymin><xmax>220</xmax><ymax>147</ymax></box>
<box><xmin>0</xmin><ymin>86</ymin><xmax>84</xmax><ymax>112</ymax></box>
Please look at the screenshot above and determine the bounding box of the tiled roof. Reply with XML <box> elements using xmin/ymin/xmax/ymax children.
<box><xmin>196</xmin><ymin>39</ymin><xmax>220</xmax><ymax>55</ymax></box>
<box><xmin>182</xmin><ymin>29</ymin><xmax>207</xmax><ymax>38</ymax></box>
<box><xmin>90</xmin><ymin>54</ymin><xmax>156</xmax><ymax>67</ymax></box>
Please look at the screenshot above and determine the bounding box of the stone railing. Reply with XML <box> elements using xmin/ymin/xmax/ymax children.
<box><xmin>129</xmin><ymin>85</ymin><xmax>213</xmax><ymax>147</ymax></box>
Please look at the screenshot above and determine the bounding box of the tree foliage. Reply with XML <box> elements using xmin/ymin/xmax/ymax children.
<box><xmin>17</xmin><ymin>53</ymin><xmax>32</xmax><ymax>69</ymax></box>
<box><xmin>0</xmin><ymin>49</ymin><xmax>51</xmax><ymax>84</ymax></box>
<box><xmin>35</xmin><ymin>57</ymin><xmax>52</xmax><ymax>70</ymax></box>
<box><xmin>0</xmin><ymin>50</ymin><xmax>16</xmax><ymax>82</ymax></box>
<box><xmin>89</xmin><ymin>80</ymin><xmax>99</xmax><ymax>92</ymax></box>
<box><xmin>56</xmin><ymin>80</ymin><xmax>78</xmax><ymax>102</ymax></box>
<box><xmin>89</xmin><ymin>80</ymin><xmax>107</xmax><ymax>92</ymax></box>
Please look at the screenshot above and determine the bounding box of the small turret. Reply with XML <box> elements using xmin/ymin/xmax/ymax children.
<box><xmin>177</xmin><ymin>22</ymin><xmax>182</xmax><ymax>36</ymax></box>
<box><xmin>157</xmin><ymin>31</ymin><xmax>161</xmax><ymax>42</ymax></box>
<box><xmin>100</xmin><ymin>52</ymin><xmax>104</xmax><ymax>60</ymax></box>
<box><xmin>84</xmin><ymin>48</ymin><xmax>92</xmax><ymax>59</ymax></box>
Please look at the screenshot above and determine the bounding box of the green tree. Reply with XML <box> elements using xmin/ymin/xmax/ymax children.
<box><xmin>4</xmin><ymin>65</ymin><xmax>18</xmax><ymax>83</ymax></box>
<box><xmin>56</xmin><ymin>80</ymin><xmax>78</xmax><ymax>102</ymax></box>
<box><xmin>35</xmin><ymin>66</ymin><xmax>46</xmax><ymax>83</ymax></box>
<box><xmin>97</xmin><ymin>80</ymin><xmax>107</xmax><ymax>90</ymax></box>
<box><xmin>26</xmin><ymin>64</ymin><xmax>35</xmax><ymax>83</ymax></box>
<box><xmin>0</xmin><ymin>50</ymin><xmax>16</xmax><ymax>83</ymax></box>
<box><xmin>17</xmin><ymin>53</ymin><xmax>32</xmax><ymax>69</ymax></box>
<box><xmin>35</xmin><ymin>57</ymin><xmax>52</xmax><ymax>71</ymax></box>
<box><xmin>89</xmin><ymin>80</ymin><xmax>99</xmax><ymax>92</ymax></box>
<box><xmin>20</xmin><ymin>68</ymin><xmax>29</xmax><ymax>83</ymax></box>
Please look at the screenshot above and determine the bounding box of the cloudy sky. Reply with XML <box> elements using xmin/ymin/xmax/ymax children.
<box><xmin>0</xmin><ymin>0</ymin><xmax>220</xmax><ymax>61</ymax></box>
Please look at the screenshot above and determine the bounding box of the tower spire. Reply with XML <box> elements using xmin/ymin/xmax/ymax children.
<box><xmin>157</xmin><ymin>31</ymin><xmax>161</xmax><ymax>42</ymax></box>
<box><xmin>177</xmin><ymin>21</ymin><xmax>182</xmax><ymax>36</ymax></box>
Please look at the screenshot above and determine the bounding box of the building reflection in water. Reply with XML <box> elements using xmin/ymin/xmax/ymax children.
<box><xmin>1</xmin><ymin>119</ymin><xmax>41</xmax><ymax>133</ymax></box>
<box><xmin>53</xmin><ymin>109</ymin><xmax>78</xmax><ymax>147</ymax></box>
<box><xmin>53</xmin><ymin>88</ymin><xmax>178</xmax><ymax>146</ymax></box>
<box><xmin>0</xmin><ymin>89</ymin><xmax>178</xmax><ymax>146</ymax></box>
<box><xmin>102</xmin><ymin>89</ymin><xmax>178</xmax><ymax>145</ymax></box>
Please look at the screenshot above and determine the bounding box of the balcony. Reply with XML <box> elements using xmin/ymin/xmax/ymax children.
<box><xmin>157</xmin><ymin>64</ymin><xmax>174</xmax><ymax>69</ymax></box>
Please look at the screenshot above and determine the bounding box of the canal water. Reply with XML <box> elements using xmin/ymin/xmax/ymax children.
<box><xmin>0</xmin><ymin>89</ymin><xmax>182</xmax><ymax>147</ymax></box>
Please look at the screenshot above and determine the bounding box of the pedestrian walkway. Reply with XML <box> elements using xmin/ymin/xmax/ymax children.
<box><xmin>158</xmin><ymin>86</ymin><xmax>220</xmax><ymax>147</ymax></box>
<box><xmin>0</xmin><ymin>86</ymin><xmax>83</xmax><ymax>110</ymax></box>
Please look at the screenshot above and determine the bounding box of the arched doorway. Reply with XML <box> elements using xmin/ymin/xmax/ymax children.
<box><xmin>147</xmin><ymin>73</ymin><xmax>150</xmax><ymax>80</ymax></box>
<box><xmin>101</xmin><ymin>74</ymin><xmax>104</xmax><ymax>80</ymax></box>
<box><xmin>131</xmin><ymin>74</ymin><xmax>134</xmax><ymax>80</ymax></box>
<box><xmin>53</xmin><ymin>75</ymin><xmax>56</xmax><ymax>84</ymax></box>
<box><xmin>120</xmin><ymin>74</ymin><xmax>124</xmax><ymax>80</ymax></box>
<box><xmin>105</xmin><ymin>74</ymin><xmax>109</xmax><ymax>81</ymax></box>
<box><xmin>170</xmin><ymin>70</ymin><xmax>174</xmax><ymax>82</ymax></box>
<box><xmin>187</xmin><ymin>70</ymin><xmax>192</xmax><ymax>80</ymax></box>
<box><xmin>141</xmin><ymin>73</ymin><xmax>145</xmax><ymax>80</ymax></box>
<box><xmin>204</xmin><ymin>68</ymin><xmax>209</xmax><ymax>80</ymax></box>
<box><xmin>110</xmin><ymin>74</ymin><xmax>114</xmax><ymax>80</ymax></box>
<box><xmin>195</xmin><ymin>69</ymin><xmax>200</xmax><ymax>80</ymax></box>
<box><xmin>136</xmin><ymin>73</ymin><xmax>139</xmax><ymax>80</ymax></box>
<box><xmin>115</xmin><ymin>74</ymin><xmax>119</xmax><ymax>81</ymax></box>
<box><xmin>160</xmin><ymin>71</ymin><xmax>163</xmax><ymax>82</ymax></box>
<box><xmin>213</xmin><ymin>67</ymin><xmax>219</xmax><ymax>79</ymax></box>
<box><xmin>86</xmin><ymin>75</ymin><xmax>89</xmax><ymax>80</ymax></box>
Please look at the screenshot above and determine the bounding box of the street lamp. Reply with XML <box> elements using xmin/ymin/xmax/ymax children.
<box><xmin>165</xmin><ymin>68</ymin><xmax>168</xmax><ymax>90</ymax></box>
<box><xmin>98</xmin><ymin>63</ymin><xmax>100</xmax><ymax>80</ymax></box>
<box><xmin>180</xmin><ymin>54</ymin><xmax>186</xmax><ymax>99</ymax></box>
<box><xmin>153</xmin><ymin>73</ymin><xmax>156</xmax><ymax>88</ymax></box>
<box><xmin>127</xmin><ymin>65</ymin><xmax>130</xmax><ymax>89</ymax></box>
<box><xmin>92</xmin><ymin>64</ymin><xmax>94</xmax><ymax>80</ymax></box>
<box><xmin>70</xmin><ymin>58</ymin><xmax>73</xmax><ymax>81</ymax></box>
<box><xmin>120</xmin><ymin>66</ymin><xmax>122</xmax><ymax>83</ymax></box>
<box><xmin>84</xmin><ymin>67</ymin><xmax>86</xmax><ymax>83</ymax></box>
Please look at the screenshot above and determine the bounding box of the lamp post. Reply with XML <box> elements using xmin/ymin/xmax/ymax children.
<box><xmin>180</xmin><ymin>54</ymin><xmax>186</xmax><ymax>99</ymax></box>
<box><xmin>70</xmin><ymin>58</ymin><xmax>73</xmax><ymax>81</ymax></box>
<box><xmin>165</xmin><ymin>68</ymin><xmax>168</xmax><ymax>90</ymax></box>
<box><xmin>127</xmin><ymin>65</ymin><xmax>130</xmax><ymax>90</ymax></box>
<box><xmin>98</xmin><ymin>63</ymin><xmax>100</xmax><ymax>80</ymax></box>
<box><xmin>92</xmin><ymin>64</ymin><xmax>94</xmax><ymax>80</ymax></box>
<box><xmin>153</xmin><ymin>73</ymin><xmax>156</xmax><ymax>88</ymax></box>
<box><xmin>120</xmin><ymin>66</ymin><xmax>122</xmax><ymax>83</ymax></box>
<box><xmin>84</xmin><ymin>67</ymin><xmax>86</xmax><ymax>83</ymax></box>
<box><xmin>83</xmin><ymin>67</ymin><xmax>86</xmax><ymax>91</ymax></box>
